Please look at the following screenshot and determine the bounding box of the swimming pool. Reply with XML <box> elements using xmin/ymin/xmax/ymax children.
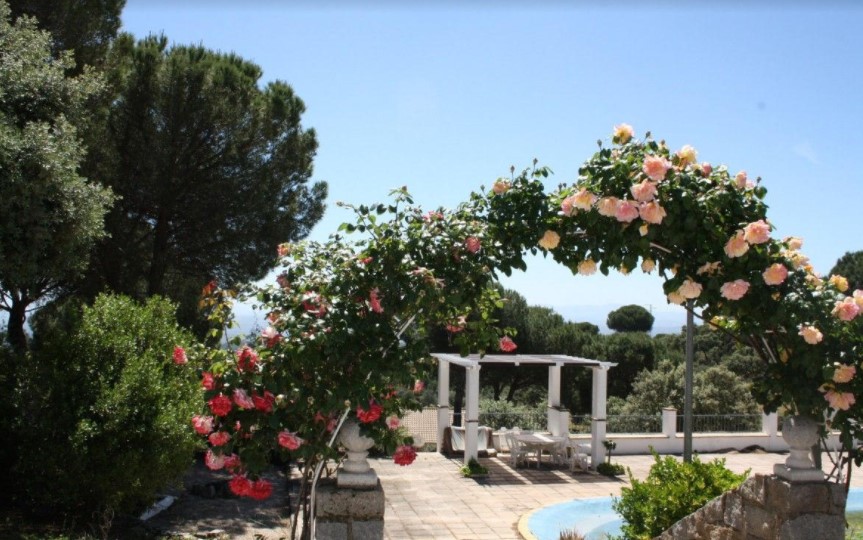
<box><xmin>525</xmin><ymin>486</ymin><xmax>863</xmax><ymax>540</ymax></box>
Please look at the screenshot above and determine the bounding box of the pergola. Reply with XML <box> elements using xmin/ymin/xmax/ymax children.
<box><xmin>431</xmin><ymin>353</ymin><xmax>616</xmax><ymax>468</ymax></box>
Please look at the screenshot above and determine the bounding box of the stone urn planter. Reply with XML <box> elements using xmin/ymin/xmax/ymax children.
<box><xmin>336</xmin><ymin>418</ymin><xmax>378</xmax><ymax>488</ymax></box>
<box><xmin>774</xmin><ymin>415</ymin><xmax>825</xmax><ymax>482</ymax></box>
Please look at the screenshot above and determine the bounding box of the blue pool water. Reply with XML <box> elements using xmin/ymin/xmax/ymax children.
<box><xmin>527</xmin><ymin>486</ymin><xmax>863</xmax><ymax>540</ymax></box>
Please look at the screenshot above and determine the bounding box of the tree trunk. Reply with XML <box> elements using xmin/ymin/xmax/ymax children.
<box><xmin>6</xmin><ymin>296</ymin><xmax>29</xmax><ymax>354</ymax></box>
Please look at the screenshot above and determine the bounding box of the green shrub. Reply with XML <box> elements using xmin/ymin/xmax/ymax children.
<box><xmin>612</xmin><ymin>451</ymin><xmax>747</xmax><ymax>540</ymax></box>
<box><xmin>478</xmin><ymin>398</ymin><xmax>545</xmax><ymax>430</ymax></box>
<box><xmin>596</xmin><ymin>462</ymin><xmax>625</xmax><ymax>476</ymax></box>
<box><xmin>459</xmin><ymin>458</ymin><xmax>489</xmax><ymax>477</ymax></box>
<box><xmin>14</xmin><ymin>294</ymin><xmax>200</xmax><ymax>525</ymax></box>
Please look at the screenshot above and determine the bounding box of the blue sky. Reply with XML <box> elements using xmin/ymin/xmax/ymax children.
<box><xmin>121</xmin><ymin>2</ymin><xmax>863</xmax><ymax>332</ymax></box>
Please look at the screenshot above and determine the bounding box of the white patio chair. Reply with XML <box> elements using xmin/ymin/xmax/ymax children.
<box><xmin>568</xmin><ymin>440</ymin><xmax>590</xmax><ymax>472</ymax></box>
<box><xmin>550</xmin><ymin>438</ymin><xmax>569</xmax><ymax>466</ymax></box>
<box><xmin>505</xmin><ymin>431</ymin><xmax>536</xmax><ymax>468</ymax></box>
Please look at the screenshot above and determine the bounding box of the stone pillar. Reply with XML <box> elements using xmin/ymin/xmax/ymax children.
<box><xmin>662</xmin><ymin>407</ymin><xmax>677</xmax><ymax>438</ymax></box>
<box><xmin>464</xmin><ymin>365</ymin><xmax>480</xmax><ymax>464</ymax></box>
<box><xmin>591</xmin><ymin>365</ymin><xmax>609</xmax><ymax>467</ymax></box>
<box><xmin>437</xmin><ymin>360</ymin><xmax>450</xmax><ymax>453</ymax></box>
<box><xmin>316</xmin><ymin>479</ymin><xmax>385</xmax><ymax>540</ymax></box>
<box><xmin>547</xmin><ymin>364</ymin><xmax>562</xmax><ymax>434</ymax></box>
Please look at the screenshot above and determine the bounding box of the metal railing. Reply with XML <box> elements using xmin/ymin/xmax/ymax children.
<box><xmin>477</xmin><ymin>411</ymin><xmax>546</xmax><ymax>431</ymax></box>
<box><xmin>675</xmin><ymin>414</ymin><xmax>763</xmax><ymax>433</ymax></box>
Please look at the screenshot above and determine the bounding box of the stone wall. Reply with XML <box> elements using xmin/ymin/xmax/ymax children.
<box><xmin>316</xmin><ymin>479</ymin><xmax>385</xmax><ymax>540</ymax></box>
<box><xmin>655</xmin><ymin>474</ymin><xmax>846</xmax><ymax>540</ymax></box>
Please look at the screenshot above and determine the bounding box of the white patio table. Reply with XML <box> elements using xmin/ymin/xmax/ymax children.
<box><xmin>514</xmin><ymin>433</ymin><xmax>566</xmax><ymax>468</ymax></box>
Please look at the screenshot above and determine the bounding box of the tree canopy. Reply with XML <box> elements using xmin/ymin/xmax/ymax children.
<box><xmin>607</xmin><ymin>303</ymin><xmax>655</xmax><ymax>332</ymax></box>
<box><xmin>830</xmin><ymin>250</ymin><xmax>863</xmax><ymax>294</ymax></box>
<box><xmin>0</xmin><ymin>1</ymin><xmax>112</xmax><ymax>352</ymax></box>
<box><xmin>7</xmin><ymin>0</ymin><xmax>125</xmax><ymax>70</ymax></box>
<box><xmin>79</xmin><ymin>35</ymin><xmax>327</xmax><ymax>327</ymax></box>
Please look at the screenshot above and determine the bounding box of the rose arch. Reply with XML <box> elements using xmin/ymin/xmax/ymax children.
<box><xmin>186</xmin><ymin>125</ymin><xmax>863</xmax><ymax>537</ymax></box>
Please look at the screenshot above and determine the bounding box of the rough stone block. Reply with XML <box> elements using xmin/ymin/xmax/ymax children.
<box><xmin>828</xmin><ymin>483</ymin><xmax>848</xmax><ymax>515</ymax></box>
<box><xmin>351</xmin><ymin>520</ymin><xmax>384</xmax><ymax>540</ymax></box>
<box><xmin>778</xmin><ymin>513</ymin><xmax>844</xmax><ymax>540</ymax></box>
<box><xmin>739</xmin><ymin>475</ymin><xmax>767</xmax><ymax>507</ymax></box>
<box><xmin>316</xmin><ymin>481</ymin><xmax>385</xmax><ymax>519</ymax></box>
<box><xmin>316</xmin><ymin>521</ymin><xmax>348</xmax><ymax>540</ymax></box>
<box><xmin>767</xmin><ymin>478</ymin><xmax>828</xmax><ymax>516</ymax></box>
<box><xmin>742</xmin><ymin>504</ymin><xmax>778</xmax><ymax>539</ymax></box>
<box><xmin>666</xmin><ymin>517</ymin><xmax>698</xmax><ymax>539</ymax></box>
<box><xmin>706</xmin><ymin>524</ymin><xmax>740</xmax><ymax>540</ymax></box>
<box><xmin>724</xmin><ymin>493</ymin><xmax>744</xmax><ymax>531</ymax></box>
<box><xmin>701</xmin><ymin>494</ymin><xmax>727</xmax><ymax>524</ymax></box>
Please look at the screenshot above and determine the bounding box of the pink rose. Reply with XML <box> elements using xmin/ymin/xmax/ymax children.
<box><xmin>192</xmin><ymin>415</ymin><xmax>214</xmax><ymax>436</ymax></box>
<box><xmin>205</xmin><ymin>449</ymin><xmax>226</xmax><ymax>470</ymax></box>
<box><xmin>724</xmin><ymin>232</ymin><xmax>750</xmax><ymax>258</ymax></box>
<box><xmin>561</xmin><ymin>195</ymin><xmax>576</xmax><ymax>217</ymax></box>
<box><xmin>499</xmin><ymin>336</ymin><xmax>517</xmax><ymax>353</ymax></box>
<box><xmin>784</xmin><ymin>236</ymin><xmax>804</xmax><ymax>250</ymax></box>
<box><xmin>261</xmin><ymin>326</ymin><xmax>281</xmax><ymax>347</ymax></box>
<box><xmin>630</xmin><ymin>180</ymin><xmax>657</xmax><ymax>203</ymax></box>
<box><xmin>393</xmin><ymin>445</ymin><xmax>418</xmax><ymax>466</ymax></box>
<box><xmin>577</xmin><ymin>259</ymin><xmax>597</xmax><ymax>276</ymax></box>
<box><xmin>614</xmin><ymin>200</ymin><xmax>640</xmax><ymax>223</ymax></box>
<box><xmin>248</xmin><ymin>479</ymin><xmax>273</xmax><ymax>501</ymax></box>
<box><xmin>423</xmin><ymin>211</ymin><xmax>443</xmax><ymax>222</ymax></box>
<box><xmin>824</xmin><ymin>389</ymin><xmax>856</xmax><ymax>411</ymax></box>
<box><xmin>833</xmin><ymin>364</ymin><xmax>857</xmax><ymax>384</ymax></box>
<box><xmin>208</xmin><ymin>394</ymin><xmax>233</xmax><ymax>417</ymax></box>
<box><xmin>573</xmin><ymin>189</ymin><xmax>597</xmax><ymax>211</ymax></box>
<box><xmin>369</xmin><ymin>288</ymin><xmax>384</xmax><ymax>313</ymax></box>
<box><xmin>386</xmin><ymin>415</ymin><xmax>401</xmax><ymax>430</ymax></box>
<box><xmin>833</xmin><ymin>297</ymin><xmax>860</xmax><ymax>321</ymax></box>
<box><xmin>465</xmin><ymin>236</ymin><xmax>481</xmax><ymax>254</ymax></box>
<box><xmin>734</xmin><ymin>171</ymin><xmax>748</xmax><ymax>189</ymax></box>
<box><xmin>676</xmin><ymin>145</ymin><xmax>698</xmax><ymax>166</ymax></box>
<box><xmin>277</xmin><ymin>430</ymin><xmax>304</xmax><ymax>450</ymax></box>
<box><xmin>762</xmin><ymin>263</ymin><xmax>789</xmax><ymax>286</ymax></box>
<box><xmin>639</xmin><ymin>201</ymin><xmax>666</xmax><ymax>224</ymax></box>
<box><xmin>446</xmin><ymin>315</ymin><xmax>467</xmax><ymax>333</ymax></box>
<box><xmin>597</xmin><ymin>197</ymin><xmax>619</xmax><ymax>217</ymax></box>
<box><xmin>798</xmin><ymin>325</ymin><xmax>823</xmax><ymax>345</ymax></box>
<box><xmin>229</xmin><ymin>475</ymin><xmax>252</xmax><ymax>497</ymax></box>
<box><xmin>720</xmin><ymin>279</ymin><xmax>750</xmax><ymax>301</ymax></box>
<box><xmin>302</xmin><ymin>292</ymin><xmax>327</xmax><ymax>317</ymax></box>
<box><xmin>642</xmin><ymin>155</ymin><xmax>672</xmax><ymax>181</ymax></box>
<box><xmin>538</xmin><ymin>230</ymin><xmax>560</xmax><ymax>250</ymax></box>
<box><xmin>413</xmin><ymin>380</ymin><xmax>426</xmax><ymax>394</ymax></box>
<box><xmin>492</xmin><ymin>179</ymin><xmax>511</xmax><ymax>195</ymax></box>
<box><xmin>678</xmin><ymin>279</ymin><xmax>703</xmax><ymax>300</ymax></box>
<box><xmin>201</xmin><ymin>371</ymin><xmax>216</xmax><ymax>390</ymax></box>
<box><xmin>173</xmin><ymin>346</ymin><xmax>188</xmax><ymax>365</ymax></box>
<box><xmin>223</xmin><ymin>453</ymin><xmax>242</xmax><ymax>473</ymax></box>
<box><xmin>233</xmin><ymin>388</ymin><xmax>255</xmax><ymax>410</ymax></box>
<box><xmin>701</xmin><ymin>162</ymin><xmax>713</xmax><ymax>176</ymax></box>
<box><xmin>743</xmin><ymin>220</ymin><xmax>771</xmax><ymax>244</ymax></box>
<box><xmin>208</xmin><ymin>431</ymin><xmax>231</xmax><ymax>447</ymax></box>
<box><xmin>613</xmin><ymin>123</ymin><xmax>634</xmax><ymax>144</ymax></box>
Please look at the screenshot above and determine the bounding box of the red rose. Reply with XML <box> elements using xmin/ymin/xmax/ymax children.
<box><xmin>252</xmin><ymin>390</ymin><xmax>276</xmax><ymax>413</ymax></box>
<box><xmin>201</xmin><ymin>372</ymin><xmax>216</xmax><ymax>390</ymax></box>
<box><xmin>356</xmin><ymin>402</ymin><xmax>383</xmax><ymax>423</ymax></box>
<box><xmin>223</xmin><ymin>454</ymin><xmax>242</xmax><ymax>474</ymax></box>
<box><xmin>172</xmin><ymin>346</ymin><xmax>188</xmax><ymax>365</ymax></box>
<box><xmin>248</xmin><ymin>479</ymin><xmax>273</xmax><ymax>500</ymax></box>
<box><xmin>236</xmin><ymin>346</ymin><xmax>259</xmax><ymax>372</ymax></box>
<box><xmin>393</xmin><ymin>445</ymin><xmax>417</xmax><ymax>466</ymax></box>
<box><xmin>229</xmin><ymin>475</ymin><xmax>252</xmax><ymax>497</ymax></box>
<box><xmin>208</xmin><ymin>394</ymin><xmax>232</xmax><ymax>417</ymax></box>
<box><xmin>208</xmin><ymin>431</ymin><xmax>231</xmax><ymax>446</ymax></box>
<box><xmin>498</xmin><ymin>336</ymin><xmax>517</xmax><ymax>353</ymax></box>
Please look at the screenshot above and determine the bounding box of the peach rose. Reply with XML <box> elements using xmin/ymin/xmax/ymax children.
<box><xmin>762</xmin><ymin>263</ymin><xmax>789</xmax><ymax>286</ymax></box>
<box><xmin>724</xmin><ymin>232</ymin><xmax>750</xmax><ymax>258</ymax></box>
<box><xmin>578</xmin><ymin>259</ymin><xmax>597</xmax><ymax>276</ymax></box>
<box><xmin>743</xmin><ymin>220</ymin><xmax>771</xmax><ymax>244</ymax></box>
<box><xmin>573</xmin><ymin>189</ymin><xmax>597</xmax><ymax>210</ymax></box>
<box><xmin>785</xmin><ymin>250</ymin><xmax>809</xmax><ymax>269</ymax></box>
<box><xmin>806</xmin><ymin>273</ymin><xmax>823</xmax><ymax>288</ymax></box>
<box><xmin>824</xmin><ymin>389</ymin><xmax>856</xmax><ymax>411</ymax></box>
<box><xmin>639</xmin><ymin>201</ymin><xmax>666</xmax><ymax>224</ymax></box>
<box><xmin>465</xmin><ymin>236</ymin><xmax>481</xmax><ymax>254</ymax></box>
<box><xmin>641</xmin><ymin>258</ymin><xmax>655</xmax><ymax>273</ymax></box>
<box><xmin>492</xmin><ymin>179</ymin><xmax>511</xmax><ymax>195</ymax></box>
<box><xmin>619</xmin><ymin>265</ymin><xmax>630</xmax><ymax>276</ymax></box>
<box><xmin>614</xmin><ymin>200</ymin><xmax>640</xmax><ymax>223</ymax></box>
<box><xmin>696</xmin><ymin>261</ymin><xmax>721</xmax><ymax>276</ymax></box>
<box><xmin>677</xmin><ymin>145</ymin><xmax>698</xmax><ymax>166</ymax></box>
<box><xmin>630</xmin><ymin>179</ymin><xmax>657</xmax><ymax>202</ymax></box>
<box><xmin>734</xmin><ymin>171</ymin><xmax>748</xmax><ymax>189</ymax></box>
<box><xmin>561</xmin><ymin>195</ymin><xmax>576</xmax><ymax>217</ymax></box>
<box><xmin>833</xmin><ymin>364</ymin><xmax>857</xmax><ymax>384</ymax></box>
<box><xmin>798</xmin><ymin>325</ymin><xmax>823</xmax><ymax>345</ymax></box>
<box><xmin>784</xmin><ymin>236</ymin><xmax>804</xmax><ymax>250</ymax></box>
<box><xmin>538</xmin><ymin>230</ymin><xmax>560</xmax><ymax>250</ymax></box>
<box><xmin>613</xmin><ymin>123</ymin><xmax>634</xmax><ymax>144</ymax></box>
<box><xmin>720</xmin><ymin>279</ymin><xmax>750</xmax><ymax>301</ymax></box>
<box><xmin>277</xmin><ymin>243</ymin><xmax>291</xmax><ymax>257</ymax></box>
<box><xmin>642</xmin><ymin>155</ymin><xmax>672</xmax><ymax>181</ymax></box>
<box><xmin>639</xmin><ymin>224</ymin><xmax>649</xmax><ymax>237</ymax></box>
<box><xmin>854</xmin><ymin>290</ymin><xmax>863</xmax><ymax>309</ymax></box>
<box><xmin>833</xmin><ymin>297</ymin><xmax>860</xmax><ymax>321</ymax></box>
<box><xmin>701</xmin><ymin>162</ymin><xmax>713</xmax><ymax>176</ymax></box>
<box><xmin>667</xmin><ymin>291</ymin><xmax>685</xmax><ymax>305</ymax></box>
<box><xmin>597</xmin><ymin>197</ymin><xmax>619</xmax><ymax>217</ymax></box>
<box><xmin>678</xmin><ymin>279</ymin><xmax>703</xmax><ymax>299</ymax></box>
<box><xmin>829</xmin><ymin>274</ymin><xmax>850</xmax><ymax>292</ymax></box>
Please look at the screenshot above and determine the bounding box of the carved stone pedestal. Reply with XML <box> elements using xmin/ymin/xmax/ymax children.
<box><xmin>315</xmin><ymin>479</ymin><xmax>385</xmax><ymax>540</ymax></box>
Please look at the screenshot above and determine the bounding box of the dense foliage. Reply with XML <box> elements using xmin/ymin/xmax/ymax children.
<box><xmin>15</xmin><ymin>295</ymin><xmax>199</xmax><ymax>524</ymax></box>
<box><xmin>830</xmin><ymin>250</ymin><xmax>863</xmax><ymax>294</ymax></box>
<box><xmin>78</xmin><ymin>34</ymin><xmax>327</xmax><ymax>330</ymax></box>
<box><xmin>613</xmin><ymin>452</ymin><xmax>748</xmax><ymax>539</ymax></box>
<box><xmin>0</xmin><ymin>2</ymin><xmax>112</xmax><ymax>352</ymax></box>
<box><xmin>607</xmin><ymin>304</ymin><xmax>655</xmax><ymax>333</ymax></box>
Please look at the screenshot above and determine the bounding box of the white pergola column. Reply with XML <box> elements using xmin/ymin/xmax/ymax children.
<box><xmin>464</xmin><ymin>364</ymin><xmax>481</xmax><ymax>464</ymax></box>
<box><xmin>591</xmin><ymin>364</ymin><xmax>610</xmax><ymax>468</ymax></box>
<box><xmin>437</xmin><ymin>360</ymin><xmax>450</xmax><ymax>454</ymax></box>
<box><xmin>547</xmin><ymin>364</ymin><xmax>562</xmax><ymax>435</ymax></box>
